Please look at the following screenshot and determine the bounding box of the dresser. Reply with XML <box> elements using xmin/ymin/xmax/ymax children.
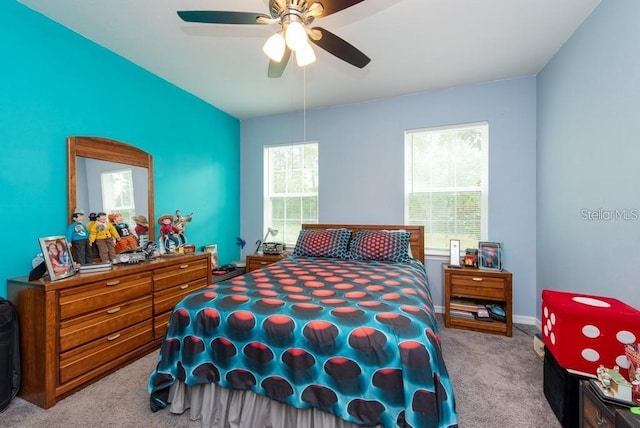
<box><xmin>7</xmin><ymin>253</ymin><xmax>211</xmax><ymax>409</ymax></box>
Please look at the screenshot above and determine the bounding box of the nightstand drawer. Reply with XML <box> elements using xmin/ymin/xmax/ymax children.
<box><xmin>246</xmin><ymin>254</ymin><xmax>285</xmax><ymax>272</ymax></box>
<box><xmin>450</xmin><ymin>275</ymin><xmax>506</xmax><ymax>300</ymax></box>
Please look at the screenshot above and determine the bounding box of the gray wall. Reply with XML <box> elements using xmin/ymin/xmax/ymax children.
<box><xmin>241</xmin><ymin>78</ymin><xmax>538</xmax><ymax>321</ymax></box>
<box><xmin>537</xmin><ymin>0</ymin><xmax>640</xmax><ymax>311</ymax></box>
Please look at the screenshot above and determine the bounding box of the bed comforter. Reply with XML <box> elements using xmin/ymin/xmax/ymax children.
<box><xmin>149</xmin><ymin>256</ymin><xmax>457</xmax><ymax>427</ymax></box>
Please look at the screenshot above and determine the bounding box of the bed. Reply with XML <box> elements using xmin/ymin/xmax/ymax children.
<box><xmin>149</xmin><ymin>224</ymin><xmax>458</xmax><ymax>428</ymax></box>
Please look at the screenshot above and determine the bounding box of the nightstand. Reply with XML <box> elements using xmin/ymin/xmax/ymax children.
<box><xmin>442</xmin><ymin>263</ymin><xmax>512</xmax><ymax>336</ymax></box>
<box><xmin>245</xmin><ymin>253</ymin><xmax>286</xmax><ymax>272</ymax></box>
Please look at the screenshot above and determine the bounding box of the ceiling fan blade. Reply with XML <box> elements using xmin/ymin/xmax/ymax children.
<box><xmin>177</xmin><ymin>11</ymin><xmax>270</xmax><ymax>25</ymax></box>
<box><xmin>309</xmin><ymin>27</ymin><xmax>370</xmax><ymax>69</ymax></box>
<box><xmin>268</xmin><ymin>48</ymin><xmax>292</xmax><ymax>78</ymax></box>
<box><xmin>315</xmin><ymin>0</ymin><xmax>366</xmax><ymax>18</ymax></box>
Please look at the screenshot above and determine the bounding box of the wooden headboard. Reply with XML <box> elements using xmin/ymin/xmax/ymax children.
<box><xmin>301</xmin><ymin>224</ymin><xmax>425</xmax><ymax>263</ymax></box>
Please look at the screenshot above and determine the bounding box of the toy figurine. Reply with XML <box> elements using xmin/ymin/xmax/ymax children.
<box><xmin>158</xmin><ymin>213</ymin><xmax>181</xmax><ymax>252</ymax></box>
<box><xmin>175</xmin><ymin>210</ymin><xmax>193</xmax><ymax>234</ymax></box>
<box><xmin>89</xmin><ymin>212</ymin><xmax>120</xmax><ymax>263</ymax></box>
<box><xmin>133</xmin><ymin>215</ymin><xmax>149</xmax><ymax>237</ymax></box>
<box><xmin>112</xmin><ymin>213</ymin><xmax>139</xmax><ymax>253</ymax></box>
<box><xmin>65</xmin><ymin>209</ymin><xmax>93</xmax><ymax>265</ymax></box>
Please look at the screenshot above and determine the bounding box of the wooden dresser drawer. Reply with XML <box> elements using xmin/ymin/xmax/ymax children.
<box><xmin>153</xmin><ymin>277</ymin><xmax>209</xmax><ymax>315</ymax></box>
<box><xmin>59</xmin><ymin>296</ymin><xmax>152</xmax><ymax>352</ymax></box>
<box><xmin>59</xmin><ymin>320</ymin><xmax>153</xmax><ymax>385</ymax></box>
<box><xmin>59</xmin><ymin>273</ymin><xmax>152</xmax><ymax>320</ymax></box>
<box><xmin>153</xmin><ymin>259</ymin><xmax>209</xmax><ymax>292</ymax></box>
<box><xmin>450</xmin><ymin>274</ymin><xmax>506</xmax><ymax>300</ymax></box>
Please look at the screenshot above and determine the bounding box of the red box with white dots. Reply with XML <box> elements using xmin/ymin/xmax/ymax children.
<box><xmin>541</xmin><ymin>289</ymin><xmax>640</xmax><ymax>379</ymax></box>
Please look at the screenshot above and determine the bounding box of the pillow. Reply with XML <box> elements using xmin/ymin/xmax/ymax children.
<box><xmin>292</xmin><ymin>228</ymin><xmax>351</xmax><ymax>258</ymax></box>
<box><xmin>348</xmin><ymin>229</ymin><xmax>412</xmax><ymax>263</ymax></box>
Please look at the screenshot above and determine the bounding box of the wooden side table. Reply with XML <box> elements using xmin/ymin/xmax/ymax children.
<box><xmin>579</xmin><ymin>380</ymin><xmax>640</xmax><ymax>427</ymax></box>
<box><xmin>442</xmin><ymin>263</ymin><xmax>512</xmax><ymax>336</ymax></box>
<box><xmin>246</xmin><ymin>253</ymin><xmax>286</xmax><ymax>272</ymax></box>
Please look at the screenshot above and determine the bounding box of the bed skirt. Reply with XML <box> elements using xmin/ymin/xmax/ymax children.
<box><xmin>166</xmin><ymin>381</ymin><xmax>382</xmax><ymax>428</ymax></box>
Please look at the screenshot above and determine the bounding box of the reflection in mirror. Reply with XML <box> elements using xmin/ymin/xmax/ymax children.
<box><xmin>67</xmin><ymin>136</ymin><xmax>155</xmax><ymax>241</ymax></box>
<box><xmin>75</xmin><ymin>157</ymin><xmax>149</xmax><ymax>228</ymax></box>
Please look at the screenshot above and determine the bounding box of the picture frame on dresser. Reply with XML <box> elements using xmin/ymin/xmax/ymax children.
<box><xmin>39</xmin><ymin>236</ymin><xmax>76</xmax><ymax>280</ymax></box>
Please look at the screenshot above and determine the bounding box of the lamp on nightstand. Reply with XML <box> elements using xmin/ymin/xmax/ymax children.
<box><xmin>257</xmin><ymin>227</ymin><xmax>284</xmax><ymax>255</ymax></box>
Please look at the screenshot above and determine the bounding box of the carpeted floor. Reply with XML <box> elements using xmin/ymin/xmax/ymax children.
<box><xmin>1</xmin><ymin>315</ymin><xmax>561</xmax><ymax>427</ymax></box>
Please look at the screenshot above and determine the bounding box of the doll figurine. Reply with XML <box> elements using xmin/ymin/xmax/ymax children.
<box><xmin>158</xmin><ymin>213</ymin><xmax>181</xmax><ymax>252</ymax></box>
<box><xmin>65</xmin><ymin>209</ymin><xmax>93</xmax><ymax>265</ymax></box>
<box><xmin>89</xmin><ymin>212</ymin><xmax>120</xmax><ymax>263</ymax></box>
<box><xmin>113</xmin><ymin>213</ymin><xmax>139</xmax><ymax>253</ymax></box>
<box><xmin>133</xmin><ymin>215</ymin><xmax>149</xmax><ymax>237</ymax></box>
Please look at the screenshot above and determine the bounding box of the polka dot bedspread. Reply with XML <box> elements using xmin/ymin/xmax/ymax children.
<box><xmin>149</xmin><ymin>256</ymin><xmax>458</xmax><ymax>427</ymax></box>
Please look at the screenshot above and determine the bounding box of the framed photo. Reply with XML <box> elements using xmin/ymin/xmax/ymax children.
<box><xmin>478</xmin><ymin>241</ymin><xmax>502</xmax><ymax>271</ymax></box>
<box><xmin>202</xmin><ymin>244</ymin><xmax>219</xmax><ymax>268</ymax></box>
<box><xmin>39</xmin><ymin>236</ymin><xmax>76</xmax><ymax>281</ymax></box>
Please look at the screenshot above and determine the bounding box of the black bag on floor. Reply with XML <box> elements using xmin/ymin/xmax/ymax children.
<box><xmin>0</xmin><ymin>298</ymin><xmax>20</xmax><ymax>412</ymax></box>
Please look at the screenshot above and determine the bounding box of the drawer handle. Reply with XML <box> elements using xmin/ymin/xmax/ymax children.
<box><xmin>107</xmin><ymin>307</ymin><xmax>121</xmax><ymax>314</ymax></box>
<box><xmin>472</xmin><ymin>277</ymin><xmax>483</xmax><ymax>282</ymax></box>
<box><xmin>179</xmin><ymin>264</ymin><xmax>190</xmax><ymax>269</ymax></box>
<box><xmin>260</xmin><ymin>261</ymin><xmax>268</xmax><ymax>265</ymax></box>
<box><xmin>107</xmin><ymin>333</ymin><xmax>121</xmax><ymax>341</ymax></box>
<box><xmin>180</xmin><ymin>284</ymin><xmax>190</xmax><ymax>290</ymax></box>
<box><xmin>106</xmin><ymin>280</ymin><xmax>120</xmax><ymax>286</ymax></box>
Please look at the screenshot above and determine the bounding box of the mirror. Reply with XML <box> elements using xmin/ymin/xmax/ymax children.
<box><xmin>67</xmin><ymin>136</ymin><xmax>155</xmax><ymax>241</ymax></box>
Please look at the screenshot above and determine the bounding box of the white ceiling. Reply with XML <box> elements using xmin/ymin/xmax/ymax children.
<box><xmin>18</xmin><ymin>0</ymin><xmax>601</xmax><ymax>119</ymax></box>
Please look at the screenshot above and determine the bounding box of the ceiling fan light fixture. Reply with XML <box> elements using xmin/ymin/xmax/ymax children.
<box><xmin>296</xmin><ymin>42</ymin><xmax>316</xmax><ymax>67</ymax></box>
<box><xmin>285</xmin><ymin>20</ymin><xmax>308</xmax><ymax>51</ymax></box>
<box><xmin>263</xmin><ymin>32</ymin><xmax>286</xmax><ymax>62</ymax></box>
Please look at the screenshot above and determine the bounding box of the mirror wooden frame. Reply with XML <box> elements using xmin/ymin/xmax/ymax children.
<box><xmin>67</xmin><ymin>136</ymin><xmax>155</xmax><ymax>240</ymax></box>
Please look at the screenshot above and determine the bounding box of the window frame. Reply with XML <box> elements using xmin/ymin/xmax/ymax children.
<box><xmin>404</xmin><ymin>122</ymin><xmax>489</xmax><ymax>257</ymax></box>
<box><xmin>100</xmin><ymin>167</ymin><xmax>136</xmax><ymax>223</ymax></box>
<box><xmin>263</xmin><ymin>140</ymin><xmax>319</xmax><ymax>246</ymax></box>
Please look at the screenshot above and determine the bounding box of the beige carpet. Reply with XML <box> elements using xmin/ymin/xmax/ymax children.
<box><xmin>1</xmin><ymin>316</ymin><xmax>561</xmax><ymax>427</ymax></box>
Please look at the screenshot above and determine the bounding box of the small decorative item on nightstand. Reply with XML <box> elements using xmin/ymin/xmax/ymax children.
<box><xmin>478</xmin><ymin>241</ymin><xmax>502</xmax><ymax>270</ymax></box>
<box><xmin>449</xmin><ymin>240</ymin><xmax>461</xmax><ymax>267</ymax></box>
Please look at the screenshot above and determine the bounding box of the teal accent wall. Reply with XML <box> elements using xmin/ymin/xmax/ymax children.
<box><xmin>537</xmin><ymin>0</ymin><xmax>639</xmax><ymax>310</ymax></box>
<box><xmin>0</xmin><ymin>2</ymin><xmax>240</xmax><ymax>297</ymax></box>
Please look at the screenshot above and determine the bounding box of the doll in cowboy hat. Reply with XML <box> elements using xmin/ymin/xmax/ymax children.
<box><xmin>132</xmin><ymin>214</ymin><xmax>149</xmax><ymax>237</ymax></box>
<box><xmin>158</xmin><ymin>213</ymin><xmax>180</xmax><ymax>251</ymax></box>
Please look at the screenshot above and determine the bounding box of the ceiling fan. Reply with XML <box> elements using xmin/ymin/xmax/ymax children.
<box><xmin>177</xmin><ymin>0</ymin><xmax>371</xmax><ymax>78</ymax></box>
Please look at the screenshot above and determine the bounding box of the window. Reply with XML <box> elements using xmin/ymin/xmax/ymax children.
<box><xmin>101</xmin><ymin>168</ymin><xmax>136</xmax><ymax>223</ymax></box>
<box><xmin>404</xmin><ymin>122</ymin><xmax>488</xmax><ymax>256</ymax></box>
<box><xmin>264</xmin><ymin>142</ymin><xmax>318</xmax><ymax>245</ymax></box>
